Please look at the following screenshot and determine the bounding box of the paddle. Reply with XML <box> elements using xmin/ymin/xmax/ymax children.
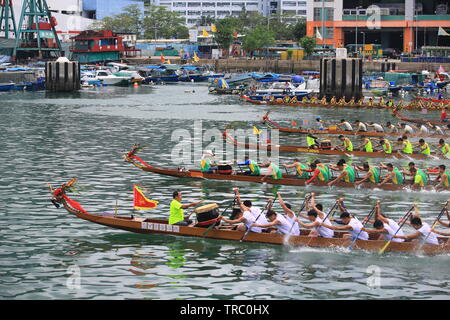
<box><xmin>287</xmin><ymin>194</ymin><xmax>311</xmax><ymax>235</ymax></box>
<box><xmin>420</xmin><ymin>200</ymin><xmax>450</xmax><ymax>246</ymax></box>
<box><xmin>240</xmin><ymin>197</ymin><xmax>275</xmax><ymax>242</ymax></box>
<box><xmin>317</xmin><ymin>201</ymin><xmax>339</xmax><ymax>234</ymax></box>
<box><xmin>202</xmin><ymin>195</ymin><xmax>237</xmax><ymax>237</ymax></box>
<box><xmin>348</xmin><ymin>205</ymin><xmax>376</xmax><ymax>249</ymax></box>
<box><xmin>378</xmin><ymin>205</ymin><xmax>415</xmax><ymax>255</ymax></box>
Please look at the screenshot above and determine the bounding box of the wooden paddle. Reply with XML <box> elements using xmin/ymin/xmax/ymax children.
<box><xmin>287</xmin><ymin>194</ymin><xmax>311</xmax><ymax>235</ymax></box>
<box><xmin>240</xmin><ymin>198</ymin><xmax>275</xmax><ymax>242</ymax></box>
<box><xmin>348</xmin><ymin>205</ymin><xmax>376</xmax><ymax>249</ymax></box>
<box><xmin>378</xmin><ymin>205</ymin><xmax>415</xmax><ymax>255</ymax></box>
<box><xmin>202</xmin><ymin>194</ymin><xmax>237</xmax><ymax>237</ymax></box>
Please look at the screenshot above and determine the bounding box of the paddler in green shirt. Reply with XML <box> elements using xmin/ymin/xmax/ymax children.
<box><xmin>283</xmin><ymin>158</ymin><xmax>310</xmax><ymax>179</ymax></box>
<box><xmin>415</xmin><ymin>139</ymin><xmax>431</xmax><ymax>156</ymax></box>
<box><xmin>377</xmin><ymin>138</ymin><xmax>392</xmax><ymax>154</ymax></box>
<box><xmin>355</xmin><ymin>162</ymin><xmax>381</xmax><ymax>185</ymax></box>
<box><xmin>260</xmin><ymin>162</ymin><xmax>283</xmax><ymax>182</ymax></box>
<box><xmin>402</xmin><ymin>162</ymin><xmax>428</xmax><ymax>188</ymax></box>
<box><xmin>358</xmin><ymin>136</ymin><xmax>373</xmax><ymax>153</ymax></box>
<box><xmin>328</xmin><ymin>159</ymin><xmax>356</xmax><ymax>186</ymax></box>
<box><xmin>200</xmin><ymin>150</ymin><xmax>218</xmax><ymax>173</ymax></box>
<box><xmin>237</xmin><ymin>156</ymin><xmax>260</xmax><ymax>176</ymax></box>
<box><xmin>169</xmin><ymin>190</ymin><xmax>204</xmax><ymax>226</ymax></box>
<box><xmin>378</xmin><ymin>162</ymin><xmax>404</xmax><ymax>186</ymax></box>
<box><xmin>396</xmin><ymin>136</ymin><xmax>413</xmax><ymax>154</ymax></box>
<box><xmin>437</xmin><ymin>139</ymin><xmax>450</xmax><ymax>157</ymax></box>
<box><xmin>337</xmin><ymin>135</ymin><xmax>353</xmax><ymax>152</ymax></box>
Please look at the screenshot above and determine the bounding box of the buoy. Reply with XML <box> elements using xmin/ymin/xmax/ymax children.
<box><xmin>133</xmin><ymin>82</ymin><xmax>139</xmax><ymax>87</ymax></box>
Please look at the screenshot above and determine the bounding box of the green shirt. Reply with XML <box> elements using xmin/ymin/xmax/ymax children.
<box><xmin>271</xmin><ymin>163</ymin><xmax>282</xmax><ymax>180</ymax></box>
<box><xmin>392</xmin><ymin>168</ymin><xmax>404</xmax><ymax>185</ymax></box>
<box><xmin>169</xmin><ymin>199</ymin><xmax>184</xmax><ymax>225</ymax></box>
<box><xmin>369</xmin><ymin>167</ymin><xmax>380</xmax><ymax>183</ymax></box>
<box><xmin>363</xmin><ymin>139</ymin><xmax>373</xmax><ymax>153</ymax></box>
<box><xmin>249</xmin><ymin>160</ymin><xmax>260</xmax><ymax>175</ymax></box>
<box><xmin>420</xmin><ymin>143</ymin><xmax>431</xmax><ymax>155</ymax></box>
<box><xmin>296</xmin><ymin>163</ymin><xmax>310</xmax><ymax>179</ymax></box>
<box><xmin>343</xmin><ymin>138</ymin><xmax>353</xmax><ymax>152</ymax></box>
<box><xmin>414</xmin><ymin>169</ymin><xmax>428</xmax><ymax>187</ymax></box>
<box><xmin>403</xmin><ymin>140</ymin><xmax>413</xmax><ymax>154</ymax></box>
<box><xmin>344</xmin><ymin>165</ymin><xmax>356</xmax><ymax>183</ymax></box>
<box><xmin>382</xmin><ymin>140</ymin><xmax>392</xmax><ymax>154</ymax></box>
<box><xmin>201</xmin><ymin>158</ymin><xmax>211</xmax><ymax>172</ymax></box>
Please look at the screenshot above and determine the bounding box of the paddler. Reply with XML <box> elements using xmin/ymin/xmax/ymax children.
<box><xmin>200</xmin><ymin>150</ymin><xmax>218</xmax><ymax>173</ymax></box>
<box><xmin>378</xmin><ymin>162</ymin><xmax>404</xmax><ymax>186</ymax></box>
<box><xmin>415</xmin><ymin>139</ymin><xmax>431</xmax><ymax>156</ymax></box>
<box><xmin>441</xmin><ymin>107</ymin><xmax>448</xmax><ymax>122</ymax></box>
<box><xmin>357</xmin><ymin>97</ymin><xmax>365</xmax><ymax>106</ymax></box>
<box><xmin>315</xmin><ymin>116</ymin><xmax>326</xmax><ymax>130</ymax></box>
<box><xmin>236</xmin><ymin>156</ymin><xmax>260</xmax><ymax>176</ymax></box>
<box><xmin>276</xmin><ymin>193</ymin><xmax>300</xmax><ymax>235</ymax></box>
<box><xmin>310</xmin><ymin>95</ymin><xmax>319</xmax><ymax>104</ymax></box>
<box><xmin>304</xmin><ymin>161</ymin><xmax>331</xmax><ymax>185</ymax></box>
<box><xmin>328</xmin><ymin>159</ymin><xmax>356</xmax><ymax>186</ymax></box>
<box><xmin>433</xmin><ymin>201</ymin><xmax>450</xmax><ymax>241</ymax></box>
<box><xmin>337</xmin><ymin>96</ymin><xmax>347</xmax><ymax>106</ymax></box>
<box><xmin>436</xmin><ymin>139</ymin><xmax>450</xmax><ymax>157</ymax></box>
<box><xmin>302</xmin><ymin>95</ymin><xmax>309</xmax><ymax>104</ymax></box>
<box><xmin>348</xmin><ymin>96</ymin><xmax>356</xmax><ymax>106</ymax></box>
<box><xmin>396</xmin><ymin>136</ymin><xmax>413</xmax><ymax>154</ymax></box>
<box><xmin>296</xmin><ymin>193</ymin><xmax>334</xmax><ymax>238</ymax></box>
<box><xmin>260</xmin><ymin>162</ymin><xmax>283</xmax><ymax>182</ymax></box>
<box><xmin>169</xmin><ymin>190</ymin><xmax>204</xmax><ymax>226</ymax></box>
<box><xmin>251</xmin><ymin>209</ymin><xmax>296</xmax><ymax>235</ymax></box>
<box><xmin>320</xmin><ymin>96</ymin><xmax>327</xmax><ymax>104</ymax></box>
<box><xmin>306</xmin><ymin>133</ymin><xmax>320</xmax><ymax>149</ymax></box>
<box><xmin>358</xmin><ymin>136</ymin><xmax>374</xmax><ymax>153</ymax></box>
<box><xmin>354</xmin><ymin>120</ymin><xmax>368</xmax><ymax>132</ymax></box>
<box><xmin>336</xmin><ymin>119</ymin><xmax>353</xmax><ymax>131</ymax></box>
<box><xmin>369</xmin><ymin>200</ymin><xmax>406</xmax><ymax>240</ymax></box>
<box><xmin>290</xmin><ymin>95</ymin><xmax>298</xmax><ymax>104</ymax></box>
<box><xmin>377</xmin><ymin>138</ymin><xmax>392</xmax><ymax>154</ymax></box>
<box><xmin>396</xmin><ymin>99</ymin><xmax>404</xmax><ymax>109</ymax></box>
<box><xmin>330</xmin><ymin>96</ymin><xmax>337</xmax><ymax>105</ymax></box>
<box><xmin>385</xmin><ymin>121</ymin><xmax>398</xmax><ymax>133</ymax></box>
<box><xmin>283</xmin><ymin>158</ymin><xmax>310</xmax><ymax>179</ymax></box>
<box><xmin>386</xmin><ymin>98</ymin><xmax>395</xmax><ymax>108</ymax></box>
<box><xmin>399</xmin><ymin>123</ymin><xmax>414</xmax><ymax>135</ymax></box>
<box><xmin>402</xmin><ymin>162</ymin><xmax>428</xmax><ymax>188</ymax></box>
<box><xmin>354</xmin><ymin>162</ymin><xmax>381</xmax><ymax>185</ymax></box>
<box><xmin>378</xmin><ymin>97</ymin><xmax>386</xmax><ymax>107</ymax></box>
<box><xmin>337</xmin><ymin>135</ymin><xmax>353</xmax><ymax>152</ymax></box>
<box><xmin>318</xmin><ymin>199</ymin><xmax>369</xmax><ymax>241</ymax></box>
<box><xmin>427</xmin><ymin>165</ymin><xmax>450</xmax><ymax>190</ymax></box>
<box><xmin>367</xmin><ymin>97</ymin><xmax>374</xmax><ymax>107</ymax></box>
<box><xmin>393</xmin><ymin>216</ymin><xmax>439</xmax><ymax>245</ymax></box>
<box><xmin>366</xmin><ymin>122</ymin><xmax>384</xmax><ymax>132</ymax></box>
<box><xmin>233</xmin><ymin>188</ymin><xmax>268</xmax><ymax>229</ymax></box>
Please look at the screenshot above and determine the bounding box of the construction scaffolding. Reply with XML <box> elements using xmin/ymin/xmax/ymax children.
<box><xmin>0</xmin><ymin>0</ymin><xmax>17</xmax><ymax>39</ymax></box>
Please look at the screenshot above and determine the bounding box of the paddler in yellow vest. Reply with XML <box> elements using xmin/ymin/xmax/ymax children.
<box><xmin>304</xmin><ymin>162</ymin><xmax>331</xmax><ymax>185</ymax></box>
<box><xmin>358</xmin><ymin>136</ymin><xmax>374</xmax><ymax>153</ymax></box>
<box><xmin>348</xmin><ymin>96</ymin><xmax>356</xmax><ymax>106</ymax></box>
<box><xmin>290</xmin><ymin>95</ymin><xmax>298</xmax><ymax>104</ymax></box>
<box><xmin>355</xmin><ymin>162</ymin><xmax>381</xmax><ymax>185</ymax></box>
<box><xmin>397</xmin><ymin>99</ymin><xmax>404</xmax><ymax>109</ymax></box>
<box><xmin>328</xmin><ymin>159</ymin><xmax>356</xmax><ymax>186</ymax></box>
<box><xmin>283</xmin><ymin>95</ymin><xmax>290</xmax><ymax>103</ymax></box>
<box><xmin>237</xmin><ymin>156</ymin><xmax>260</xmax><ymax>176</ymax></box>
<box><xmin>396</xmin><ymin>136</ymin><xmax>413</xmax><ymax>154</ymax></box>
<box><xmin>200</xmin><ymin>150</ymin><xmax>218</xmax><ymax>173</ymax></box>
<box><xmin>415</xmin><ymin>139</ymin><xmax>431</xmax><ymax>156</ymax></box>
<box><xmin>357</xmin><ymin>97</ymin><xmax>365</xmax><ymax>106</ymax></box>
<box><xmin>367</xmin><ymin>97</ymin><xmax>374</xmax><ymax>107</ymax></box>
<box><xmin>330</xmin><ymin>96</ymin><xmax>337</xmax><ymax>105</ymax></box>
<box><xmin>386</xmin><ymin>98</ymin><xmax>395</xmax><ymax>108</ymax></box>
<box><xmin>378</xmin><ymin>162</ymin><xmax>404</xmax><ymax>186</ymax></box>
<box><xmin>427</xmin><ymin>164</ymin><xmax>450</xmax><ymax>191</ymax></box>
<box><xmin>310</xmin><ymin>95</ymin><xmax>318</xmax><ymax>104</ymax></box>
<box><xmin>260</xmin><ymin>162</ymin><xmax>283</xmax><ymax>182</ymax></box>
<box><xmin>379</xmin><ymin>97</ymin><xmax>386</xmax><ymax>107</ymax></box>
<box><xmin>337</xmin><ymin>135</ymin><xmax>353</xmax><ymax>152</ymax></box>
<box><xmin>302</xmin><ymin>95</ymin><xmax>309</xmax><ymax>104</ymax></box>
<box><xmin>320</xmin><ymin>96</ymin><xmax>327</xmax><ymax>105</ymax></box>
<box><xmin>377</xmin><ymin>138</ymin><xmax>392</xmax><ymax>154</ymax></box>
<box><xmin>307</xmin><ymin>133</ymin><xmax>319</xmax><ymax>149</ymax></box>
<box><xmin>402</xmin><ymin>162</ymin><xmax>428</xmax><ymax>189</ymax></box>
<box><xmin>283</xmin><ymin>158</ymin><xmax>310</xmax><ymax>179</ymax></box>
<box><xmin>436</xmin><ymin>139</ymin><xmax>450</xmax><ymax>157</ymax></box>
<box><xmin>337</xmin><ymin>96</ymin><xmax>347</xmax><ymax>106</ymax></box>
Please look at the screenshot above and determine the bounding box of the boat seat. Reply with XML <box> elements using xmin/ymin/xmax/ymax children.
<box><xmin>133</xmin><ymin>217</ymin><xmax>146</xmax><ymax>222</ymax></box>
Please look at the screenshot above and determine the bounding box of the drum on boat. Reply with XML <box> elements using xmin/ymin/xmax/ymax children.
<box><xmin>320</xmin><ymin>139</ymin><xmax>332</xmax><ymax>150</ymax></box>
<box><xmin>194</xmin><ymin>203</ymin><xmax>220</xmax><ymax>228</ymax></box>
<box><xmin>217</xmin><ymin>161</ymin><xmax>233</xmax><ymax>175</ymax></box>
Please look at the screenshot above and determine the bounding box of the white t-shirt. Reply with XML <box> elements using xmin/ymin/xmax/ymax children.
<box><xmin>372</xmin><ymin>123</ymin><xmax>384</xmax><ymax>132</ymax></box>
<box><xmin>386</xmin><ymin>125</ymin><xmax>397</xmax><ymax>133</ymax></box>
<box><xmin>403</xmin><ymin>125</ymin><xmax>414</xmax><ymax>134</ymax></box>
<box><xmin>357</xmin><ymin>123</ymin><xmax>367</xmax><ymax>132</ymax></box>
<box><xmin>243</xmin><ymin>211</ymin><xmax>262</xmax><ymax>233</ymax></box>
<box><xmin>418</xmin><ymin>223</ymin><xmax>439</xmax><ymax>245</ymax></box>
<box><xmin>348</xmin><ymin>218</ymin><xmax>369</xmax><ymax>240</ymax></box>
<box><xmin>316</xmin><ymin>216</ymin><xmax>334</xmax><ymax>238</ymax></box>
<box><xmin>435</xmin><ymin>126</ymin><xmax>444</xmax><ymax>135</ymax></box>
<box><xmin>285</xmin><ymin>214</ymin><xmax>300</xmax><ymax>236</ymax></box>
<box><xmin>419</xmin><ymin>125</ymin><xmax>429</xmax><ymax>134</ymax></box>
<box><xmin>383</xmin><ymin>223</ymin><xmax>404</xmax><ymax>242</ymax></box>
<box><xmin>275</xmin><ymin>214</ymin><xmax>294</xmax><ymax>235</ymax></box>
<box><xmin>387</xmin><ymin>218</ymin><xmax>405</xmax><ymax>237</ymax></box>
<box><xmin>250</xmin><ymin>207</ymin><xmax>268</xmax><ymax>225</ymax></box>
<box><xmin>342</xmin><ymin>122</ymin><xmax>353</xmax><ymax>131</ymax></box>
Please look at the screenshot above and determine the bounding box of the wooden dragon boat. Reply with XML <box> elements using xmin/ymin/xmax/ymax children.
<box><xmin>241</xmin><ymin>95</ymin><xmax>439</xmax><ymax>111</ymax></box>
<box><xmin>49</xmin><ymin>179</ymin><xmax>450</xmax><ymax>255</ymax></box>
<box><xmin>416</xmin><ymin>97</ymin><xmax>450</xmax><ymax>105</ymax></box>
<box><xmin>122</xmin><ymin>147</ymin><xmax>445</xmax><ymax>192</ymax></box>
<box><xmin>223</xmin><ymin>129</ymin><xmax>444</xmax><ymax>160</ymax></box>
<box><xmin>261</xmin><ymin>112</ymin><xmax>450</xmax><ymax>140</ymax></box>
<box><xmin>393</xmin><ymin>109</ymin><xmax>450</xmax><ymax>126</ymax></box>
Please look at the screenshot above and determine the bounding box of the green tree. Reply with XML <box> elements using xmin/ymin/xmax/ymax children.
<box><xmin>89</xmin><ymin>4</ymin><xmax>143</xmax><ymax>36</ymax></box>
<box><xmin>242</xmin><ymin>25</ymin><xmax>275</xmax><ymax>57</ymax></box>
<box><xmin>213</xmin><ymin>18</ymin><xmax>239</xmax><ymax>57</ymax></box>
<box><xmin>299</xmin><ymin>36</ymin><xmax>316</xmax><ymax>56</ymax></box>
<box><xmin>292</xmin><ymin>20</ymin><xmax>307</xmax><ymax>40</ymax></box>
<box><xmin>142</xmin><ymin>5</ymin><xmax>188</xmax><ymax>39</ymax></box>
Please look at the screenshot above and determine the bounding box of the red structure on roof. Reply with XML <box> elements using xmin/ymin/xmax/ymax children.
<box><xmin>70</xmin><ymin>30</ymin><xmax>125</xmax><ymax>53</ymax></box>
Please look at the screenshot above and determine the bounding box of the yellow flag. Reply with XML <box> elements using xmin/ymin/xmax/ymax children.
<box><xmin>167</xmin><ymin>59</ymin><xmax>171</xmax><ymax>64</ymax></box>
<box><xmin>253</xmin><ymin>126</ymin><xmax>261</xmax><ymax>135</ymax></box>
<box><xmin>193</xmin><ymin>51</ymin><xmax>200</xmax><ymax>62</ymax></box>
<box><xmin>202</xmin><ymin>29</ymin><xmax>210</xmax><ymax>37</ymax></box>
<box><xmin>211</xmin><ymin>24</ymin><xmax>217</xmax><ymax>33</ymax></box>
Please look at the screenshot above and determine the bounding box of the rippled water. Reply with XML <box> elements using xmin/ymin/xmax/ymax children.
<box><xmin>0</xmin><ymin>84</ymin><xmax>449</xmax><ymax>300</ymax></box>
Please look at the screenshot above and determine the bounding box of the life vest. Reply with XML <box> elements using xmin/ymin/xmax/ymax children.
<box><xmin>343</xmin><ymin>165</ymin><xmax>356</xmax><ymax>183</ymax></box>
<box><xmin>317</xmin><ymin>164</ymin><xmax>331</xmax><ymax>181</ymax></box>
<box><xmin>382</xmin><ymin>140</ymin><xmax>392</xmax><ymax>154</ymax></box>
<box><xmin>369</xmin><ymin>166</ymin><xmax>380</xmax><ymax>183</ymax></box>
<box><xmin>248</xmin><ymin>160</ymin><xmax>260</xmax><ymax>175</ymax></box>
<box><xmin>271</xmin><ymin>163</ymin><xmax>282</xmax><ymax>180</ymax></box>
<box><xmin>290</xmin><ymin>96</ymin><xmax>298</xmax><ymax>104</ymax></box>
<box><xmin>201</xmin><ymin>158</ymin><xmax>211</xmax><ymax>172</ymax></box>
<box><xmin>402</xmin><ymin>140</ymin><xmax>413</xmax><ymax>154</ymax></box>
<box><xmin>296</xmin><ymin>163</ymin><xmax>310</xmax><ymax>179</ymax></box>
<box><xmin>307</xmin><ymin>136</ymin><xmax>317</xmax><ymax>147</ymax></box>
<box><xmin>414</xmin><ymin>168</ymin><xmax>428</xmax><ymax>187</ymax></box>
<box><xmin>441</xmin><ymin>143</ymin><xmax>450</xmax><ymax>156</ymax></box>
<box><xmin>420</xmin><ymin>143</ymin><xmax>431</xmax><ymax>155</ymax></box>
<box><xmin>283</xmin><ymin>96</ymin><xmax>290</xmax><ymax>103</ymax></box>
<box><xmin>441</xmin><ymin>171</ymin><xmax>450</xmax><ymax>187</ymax></box>
<box><xmin>363</xmin><ymin>139</ymin><xmax>373</xmax><ymax>153</ymax></box>
<box><xmin>344</xmin><ymin>138</ymin><xmax>353</xmax><ymax>151</ymax></box>
<box><xmin>392</xmin><ymin>168</ymin><xmax>404</xmax><ymax>184</ymax></box>
<box><xmin>302</xmin><ymin>96</ymin><xmax>308</xmax><ymax>103</ymax></box>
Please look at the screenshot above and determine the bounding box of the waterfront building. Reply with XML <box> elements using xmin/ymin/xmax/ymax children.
<box><xmin>306</xmin><ymin>0</ymin><xmax>450</xmax><ymax>53</ymax></box>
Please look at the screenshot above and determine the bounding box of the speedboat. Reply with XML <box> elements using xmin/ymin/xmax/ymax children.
<box><xmin>246</xmin><ymin>81</ymin><xmax>313</xmax><ymax>101</ymax></box>
<box><xmin>81</xmin><ymin>70</ymin><xmax>131</xmax><ymax>86</ymax></box>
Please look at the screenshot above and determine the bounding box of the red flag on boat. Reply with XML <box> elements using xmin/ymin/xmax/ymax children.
<box><xmin>133</xmin><ymin>185</ymin><xmax>158</xmax><ymax>210</ymax></box>
<box><xmin>160</xmin><ymin>53</ymin><xmax>165</xmax><ymax>63</ymax></box>
<box><xmin>291</xmin><ymin>120</ymin><xmax>297</xmax><ymax>127</ymax></box>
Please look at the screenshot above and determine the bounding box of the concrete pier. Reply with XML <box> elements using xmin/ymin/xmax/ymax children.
<box><xmin>45</xmin><ymin>57</ymin><xmax>80</xmax><ymax>92</ymax></box>
<box><xmin>320</xmin><ymin>58</ymin><xmax>363</xmax><ymax>100</ymax></box>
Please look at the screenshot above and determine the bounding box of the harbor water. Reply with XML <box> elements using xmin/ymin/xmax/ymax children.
<box><xmin>0</xmin><ymin>84</ymin><xmax>449</xmax><ymax>300</ymax></box>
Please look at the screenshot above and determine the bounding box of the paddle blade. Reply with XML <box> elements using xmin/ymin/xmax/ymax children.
<box><xmin>378</xmin><ymin>240</ymin><xmax>391</xmax><ymax>255</ymax></box>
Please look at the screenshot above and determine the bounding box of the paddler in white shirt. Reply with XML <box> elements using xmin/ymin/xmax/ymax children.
<box><xmin>276</xmin><ymin>192</ymin><xmax>301</xmax><ymax>235</ymax></box>
<box><xmin>296</xmin><ymin>193</ymin><xmax>334</xmax><ymax>238</ymax></box>
<box><xmin>252</xmin><ymin>209</ymin><xmax>295</xmax><ymax>235</ymax></box>
<box><xmin>393</xmin><ymin>216</ymin><xmax>439</xmax><ymax>245</ymax></box>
